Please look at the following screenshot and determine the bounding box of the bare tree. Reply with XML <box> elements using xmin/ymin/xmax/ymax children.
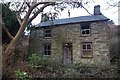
<box><xmin>3</xmin><ymin>0</ymin><xmax>92</xmax><ymax>68</ymax></box>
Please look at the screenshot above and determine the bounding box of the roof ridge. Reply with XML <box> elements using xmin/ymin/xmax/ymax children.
<box><xmin>36</xmin><ymin>15</ymin><xmax>109</xmax><ymax>27</ymax></box>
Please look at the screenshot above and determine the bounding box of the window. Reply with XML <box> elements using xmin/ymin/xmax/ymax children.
<box><xmin>44</xmin><ymin>29</ymin><xmax>51</xmax><ymax>38</ymax></box>
<box><xmin>81</xmin><ymin>23</ymin><xmax>90</xmax><ymax>36</ymax></box>
<box><xmin>43</xmin><ymin>44</ymin><xmax>51</xmax><ymax>56</ymax></box>
<box><xmin>81</xmin><ymin>42</ymin><xmax>93</xmax><ymax>58</ymax></box>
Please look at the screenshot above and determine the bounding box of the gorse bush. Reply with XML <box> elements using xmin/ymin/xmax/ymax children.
<box><xmin>28</xmin><ymin>54</ymin><xmax>40</xmax><ymax>63</ymax></box>
<box><xmin>14</xmin><ymin>69</ymin><xmax>31</xmax><ymax>80</ymax></box>
<box><xmin>28</xmin><ymin>54</ymin><xmax>40</xmax><ymax>68</ymax></box>
<box><xmin>28</xmin><ymin>54</ymin><xmax>65</xmax><ymax>74</ymax></box>
<box><xmin>28</xmin><ymin>54</ymin><xmax>49</xmax><ymax>69</ymax></box>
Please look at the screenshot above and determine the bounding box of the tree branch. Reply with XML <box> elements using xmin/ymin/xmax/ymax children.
<box><xmin>23</xmin><ymin>2</ymin><xmax>53</xmax><ymax>25</ymax></box>
<box><xmin>13</xmin><ymin>2</ymin><xmax>55</xmax><ymax>43</ymax></box>
<box><xmin>17</xmin><ymin>2</ymin><xmax>25</xmax><ymax>13</ymax></box>
<box><xmin>2</xmin><ymin>22</ymin><xmax>14</xmax><ymax>39</ymax></box>
<box><xmin>26</xmin><ymin>2</ymin><xmax>31</xmax><ymax>8</ymax></box>
<box><xmin>28</xmin><ymin>3</ymin><xmax>55</xmax><ymax>24</ymax></box>
<box><xmin>107</xmin><ymin>2</ymin><xmax>118</xmax><ymax>7</ymax></box>
<box><xmin>16</xmin><ymin>14</ymin><xmax>22</xmax><ymax>25</ymax></box>
<box><xmin>81</xmin><ymin>5</ymin><xmax>92</xmax><ymax>15</ymax></box>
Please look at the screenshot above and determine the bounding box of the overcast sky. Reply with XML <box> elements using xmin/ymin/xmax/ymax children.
<box><xmin>2</xmin><ymin>0</ymin><xmax>119</xmax><ymax>25</ymax></box>
<box><xmin>31</xmin><ymin>0</ymin><xmax>119</xmax><ymax>25</ymax></box>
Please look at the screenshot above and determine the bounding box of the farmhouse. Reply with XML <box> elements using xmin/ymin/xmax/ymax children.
<box><xmin>29</xmin><ymin>5</ymin><xmax>110</xmax><ymax>66</ymax></box>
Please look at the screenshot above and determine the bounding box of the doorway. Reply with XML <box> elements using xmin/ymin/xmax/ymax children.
<box><xmin>63</xmin><ymin>43</ymin><xmax>72</xmax><ymax>64</ymax></box>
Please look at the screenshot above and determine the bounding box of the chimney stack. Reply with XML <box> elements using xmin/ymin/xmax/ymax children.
<box><xmin>94</xmin><ymin>5</ymin><xmax>102</xmax><ymax>15</ymax></box>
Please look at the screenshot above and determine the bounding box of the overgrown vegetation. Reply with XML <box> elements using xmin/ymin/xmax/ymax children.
<box><xmin>109</xmin><ymin>27</ymin><xmax>119</xmax><ymax>61</ymax></box>
<box><xmin>13</xmin><ymin>53</ymin><xmax>118</xmax><ymax>79</ymax></box>
<box><xmin>28</xmin><ymin>54</ymin><xmax>49</xmax><ymax>69</ymax></box>
<box><xmin>109</xmin><ymin>25</ymin><xmax>120</xmax><ymax>78</ymax></box>
<box><xmin>14</xmin><ymin>69</ymin><xmax>31</xmax><ymax>80</ymax></box>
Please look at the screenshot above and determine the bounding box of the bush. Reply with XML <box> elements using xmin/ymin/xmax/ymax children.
<box><xmin>14</xmin><ymin>69</ymin><xmax>31</xmax><ymax>80</ymax></box>
<box><xmin>27</xmin><ymin>54</ymin><xmax>118</xmax><ymax>78</ymax></box>
<box><xmin>28</xmin><ymin>54</ymin><xmax>49</xmax><ymax>69</ymax></box>
<box><xmin>63</xmin><ymin>67</ymin><xmax>80</xmax><ymax>78</ymax></box>
<box><xmin>47</xmin><ymin>60</ymin><xmax>64</xmax><ymax>72</ymax></box>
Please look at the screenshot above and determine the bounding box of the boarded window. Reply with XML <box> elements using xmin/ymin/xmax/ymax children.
<box><xmin>43</xmin><ymin>44</ymin><xmax>51</xmax><ymax>56</ymax></box>
<box><xmin>44</xmin><ymin>29</ymin><xmax>51</xmax><ymax>38</ymax></box>
<box><xmin>81</xmin><ymin>42</ymin><xmax>93</xmax><ymax>58</ymax></box>
<box><xmin>81</xmin><ymin>23</ymin><xmax>90</xmax><ymax>36</ymax></box>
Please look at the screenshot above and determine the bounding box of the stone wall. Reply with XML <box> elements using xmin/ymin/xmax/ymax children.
<box><xmin>29</xmin><ymin>21</ymin><xmax>110</xmax><ymax>66</ymax></box>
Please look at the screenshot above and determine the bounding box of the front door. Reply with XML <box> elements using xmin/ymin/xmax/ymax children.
<box><xmin>63</xmin><ymin>43</ymin><xmax>72</xmax><ymax>64</ymax></box>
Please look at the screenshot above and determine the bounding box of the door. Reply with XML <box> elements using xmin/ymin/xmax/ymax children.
<box><xmin>63</xmin><ymin>43</ymin><xmax>72</xmax><ymax>64</ymax></box>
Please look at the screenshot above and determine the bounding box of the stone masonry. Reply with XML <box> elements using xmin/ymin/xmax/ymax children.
<box><xmin>29</xmin><ymin>21</ymin><xmax>110</xmax><ymax>66</ymax></box>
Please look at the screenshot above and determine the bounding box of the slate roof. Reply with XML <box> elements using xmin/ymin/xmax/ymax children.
<box><xmin>36</xmin><ymin>15</ymin><xmax>109</xmax><ymax>27</ymax></box>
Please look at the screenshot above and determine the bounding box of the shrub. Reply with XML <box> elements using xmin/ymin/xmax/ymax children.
<box><xmin>28</xmin><ymin>54</ymin><xmax>49</xmax><ymax>69</ymax></box>
<box><xmin>27</xmin><ymin>54</ymin><xmax>118</xmax><ymax>78</ymax></box>
<box><xmin>14</xmin><ymin>69</ymin><xmax>31</xmax><ymax>80</ymax></box>
<box><xmin>47</xmin><ymin>60</ymin><xmax>64</xmax><ymax>72</ymax></box>
<box><xmin>63</xmin><ymin>68</ymin><xmax>80</xmax><ymax>78</ymax></box>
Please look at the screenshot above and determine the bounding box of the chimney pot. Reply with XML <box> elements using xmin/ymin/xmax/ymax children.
<box><xmin>94</xmin><ymin>5</ymin><xmax>102</xmax><ymax>15</ymax></box>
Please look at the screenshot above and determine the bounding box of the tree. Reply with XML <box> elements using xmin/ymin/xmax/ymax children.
<box><xmin>3</xmin><ymin>1</ymin><xmax>88</xmax><ymax>69</ymax></box>
<box><xmin>2</xmin><ymin>3</ymin><xmax>20</xmax><ymax>44</ymax></box>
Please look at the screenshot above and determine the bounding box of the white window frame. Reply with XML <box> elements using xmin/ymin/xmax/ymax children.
<box><xmin>80</xmin><ymin>23</ymin><xmax>91</xmax><ymax>36</ymax></box>
<box><xmin>81</xmin><ymin>29</ymin><xmax>90</xmax><ymax>36</ymax></box>
<box><xmin>81</xmin><ymin>42</ymin><xmax>93</xmax><ymax>58</ymax></box>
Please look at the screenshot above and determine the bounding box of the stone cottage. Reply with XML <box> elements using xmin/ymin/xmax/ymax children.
<box><xmin>29</xmin><ymin>5</ymin><xmax>110</xmax><ymax>66</ymax></box>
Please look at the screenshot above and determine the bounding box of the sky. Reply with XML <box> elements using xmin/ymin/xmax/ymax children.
<box><xmin>31</xmin><ymin>0</ymin><xmax>119</xmax><ymax>25</ymax></box>
<box><xmin>2</xmin><ymin>0</ymin><xmax>119</xmax><ymax>25</ymax></box>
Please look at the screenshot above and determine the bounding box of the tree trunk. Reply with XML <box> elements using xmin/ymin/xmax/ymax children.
<box><xmin>2</xmin><ymin>3</ymin><xmax>52</xmax><ymax>77</ymax></box>
<box><xmin>3</xmin><ymin>20</ymin><xmax>28</xmax><ymax>68</ymax></box>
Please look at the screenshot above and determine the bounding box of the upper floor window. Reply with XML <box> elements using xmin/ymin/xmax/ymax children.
<box><xmin>81</xmin><ymin>42</ymin><xmax>93</xmax><ymax>58</ymax></box>
<box><xmin>43</xmin><ymin>44</ymin><xmax>51</xmax><ymax>56</ymax></box>
<box><xmin>44</xmin><ymin>29</ymin><xmax>51</xmax><ymax>38</ymax></box>
<box><xmin>81</xmin><ymin>23</ymin><xmax>91</xmax><ymax>36</ymax></box>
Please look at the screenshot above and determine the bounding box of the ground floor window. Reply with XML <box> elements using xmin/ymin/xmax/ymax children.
<box><xmin>43</xmin><ymin>44</ymin><xmax>51</xmax><ymax>56</ymax></box>
<box><xmin>81</xmin><ymin>42</ymin><xmax>93</xmax><ymax>58</ymax></box>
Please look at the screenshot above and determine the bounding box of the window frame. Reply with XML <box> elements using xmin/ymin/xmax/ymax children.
<box><xmin>43</xmin><ymin>43</ymin><xmax>51</xmax><ymax>56</ymax></box>
<box><xmin>44</xmin><ymin>29</ymin><xmax>51</xmax><ymax>38</ymax></box>
<box><xmin>80</xmin><ymin>23</ymin><xmax>91</xmax><ymax>36</ymax></box>
<box><xmin>81</xmin><ymin>42</ymin><xmax>93</xmax><ymax>58</ymax></box>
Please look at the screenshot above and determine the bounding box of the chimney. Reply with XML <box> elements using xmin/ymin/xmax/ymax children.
<box><xmin>94</xmin><ymin>5</ymin><xmax>102</xmax><ymax>15</ymax></box>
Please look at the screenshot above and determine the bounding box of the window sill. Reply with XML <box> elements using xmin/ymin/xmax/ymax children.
<box><xmin>43</xmin><ymin>55</ymin><xmax>51</xmax><ymax>57</ymax></box>
<box><xmin>44</xmin><ymin>37</ymin><xmax>51</xmax><ymax>39</ymax></box>
<box><xmin>81</xmin><ymin>34</ymin><xmax>91</xmax><ymax>37</ymax></box>
<box><xmin>81</xmin><ymin>55</ymin><xmax>93</xmax><ymax>58</ymax></box>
